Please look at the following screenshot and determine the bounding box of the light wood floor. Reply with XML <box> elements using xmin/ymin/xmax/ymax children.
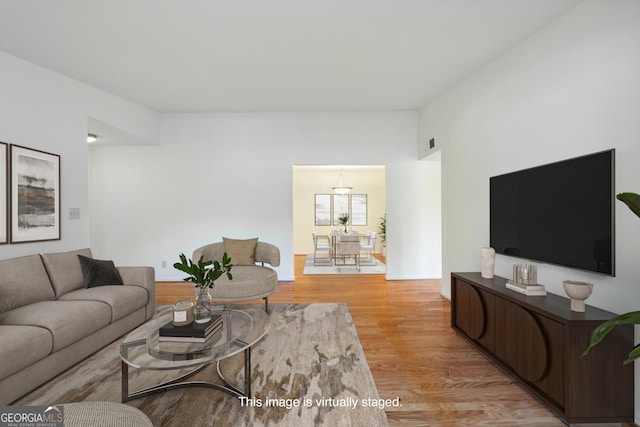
<box><xmin>157</xmin><ymin>255</ymin><xmax>635</xmax><ymax>426</ymax></box>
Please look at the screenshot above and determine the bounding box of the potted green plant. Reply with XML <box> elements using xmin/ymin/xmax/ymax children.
<box><xmin>173</xmin><ymin>252</ymin><xmax>233</xmax><ymax>323</ymax></box>
<box><xmin>338</xmin><ymin>212</ymin><xmax>349</xmax><ymax>233</ymax></box>
<box><xmin>379</xmin><ymin>213</ymin><xmax>386</xmax><ymax>257</ymax></box>
<box><xmin>582</xmin><ymin>192</ymin><xmax>640</xmax><ymax>363</ymax></box>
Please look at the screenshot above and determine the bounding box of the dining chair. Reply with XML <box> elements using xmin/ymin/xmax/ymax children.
<box><xmin>337</xmin><ymin>234</ymin><xmax>360</xmax><ymax>271</ymax></box>
<box><xmin>360</xmin><ymin>231</ymin><xmax>377</xmax><ymax>265</ymax></box>
<box><xmin>312</xmin><ymin>232</ymin><xmax>332</xmax><ymax>265</ymax></box>
<box><xmin>331</xmin><ymin>230</ymin><xmax>340</xmax><ymax>263</ymax></box>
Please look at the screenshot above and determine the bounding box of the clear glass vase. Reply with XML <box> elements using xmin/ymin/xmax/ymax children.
<box><xmin>193</xmin><ymin>287</ymin><xmax>213</xmax><ymax>324</ymax></box>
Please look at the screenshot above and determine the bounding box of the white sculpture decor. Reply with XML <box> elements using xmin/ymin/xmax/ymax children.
<box><xmin>480</xmin><ymin>247</ymin><xmax>496</xmax><ymax>279</ymax></box>
<box><xmin>563</xmin><ymin>280</ymin><xmax>593</xmax><ymax>312</ymax></box>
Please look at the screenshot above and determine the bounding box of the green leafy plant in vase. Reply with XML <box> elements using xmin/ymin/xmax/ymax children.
<box><xmin>174</xmin><ymin>252</ymin><xmax>233</xmax><ymax>323</ymax></box>
<box><xmin>338</xmin><ymin>212</ymin><xmax>349</xmax><ymax>233</ymax></box>
<box><xmin>582</xmin><ymin>192</ymin><xmax>640</xmax><ymax>363</ymax></box>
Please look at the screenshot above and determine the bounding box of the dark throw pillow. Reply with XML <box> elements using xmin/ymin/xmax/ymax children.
<box><xmin>77</xmin><ymin>255</ymin><xmax>124</xmax><ymax>288</ymax></box>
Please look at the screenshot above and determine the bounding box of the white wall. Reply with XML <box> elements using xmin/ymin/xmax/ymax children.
<box><xmin>0</xmin><ymin>50</ymin><xmax>442</xmax><ymax>282</ymax></box>
<box><xmin>419</xmin><ymin>0</ymin><xmax>640</xmax><ymax>419</ymax></box>
<box><xmin>387</xmin><ymin>158</ymin><xmax>441</xmax><ymax>279</ymax></box>
<box><xmin>0</xmin><ymin>51</ymin><xmax>157</xmax><ymax>260</ymax></box>
<box><xmin>89</xmin><ymin>111</ymin><xmax>442</xmax><ymax>281</ymax></box>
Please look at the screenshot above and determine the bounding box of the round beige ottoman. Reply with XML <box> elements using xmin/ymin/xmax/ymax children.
<box><xmin>61</xmin><ymin>401</ymin><xmax>152</xmax><ymax>427</ymax></box>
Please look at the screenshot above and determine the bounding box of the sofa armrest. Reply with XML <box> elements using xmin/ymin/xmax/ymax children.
<box><xmin>255</xmin><ymin>242</ymin><xmax>280</xmax><ymax>267</ymax></box>
<box><xmin>192</xmin><ymin>242</ymin><xmax>225</xmax><ymax>265</ymax></box>
<box><xmin>117</xmin><ymin>266</ymin><xmax>155</xmax><ymax>320</ymax></box>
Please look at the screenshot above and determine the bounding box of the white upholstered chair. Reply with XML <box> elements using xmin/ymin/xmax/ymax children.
<box><xmin>337</xmin><ymin>234</ymin><xmax>360</xmax><ymax>271</ymax></box>
<box><xmin>330</xmin><ymin>230</ymin><xmax>341</xmax><ymax>262</ymax></box>
<box><xmin>360</xmin><ymin>231</ymin><xmax>377</xmax><ymax>265</ymax></box>
<box><xmin>312</xmin><ymin>232</ymin><xmax>332</xmax><ymax>265</ymax></box>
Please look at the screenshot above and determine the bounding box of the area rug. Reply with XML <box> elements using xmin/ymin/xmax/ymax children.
<box><xmin>303</xmin><ymin>255</ymin><xmax>386</xmax><ymax>275</ymax></box>
<box><xmin>15</xmin><ymin>304</ymin><xmax>389</xmax><ymax>427</ymax></box>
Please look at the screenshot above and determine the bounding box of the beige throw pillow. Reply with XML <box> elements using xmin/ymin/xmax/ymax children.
<box><xmin>223</xmin><ymin>237</ymin><xmax>258</xmax><ymax>266</ymax></box>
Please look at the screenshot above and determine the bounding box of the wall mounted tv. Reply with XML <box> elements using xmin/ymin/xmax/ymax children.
<box><xmin>490</xmin><ymin>149</ymin><xmax>615</xmax><ymax>276</ymax></box>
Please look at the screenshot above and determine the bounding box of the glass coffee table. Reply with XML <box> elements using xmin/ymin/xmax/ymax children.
<box><xmin>119</xmin><ymin>306</ymin><xmax>269</xmax><ymax>402</ymax></box>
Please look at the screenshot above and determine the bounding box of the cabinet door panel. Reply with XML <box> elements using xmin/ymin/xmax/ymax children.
<box><xmin>531</xmin><ymin>313</ymin><xmax>564</xmax><ymax>407</ymax></box>
<box><xmin>454</xmin><ymin>280</ymin><xmax>485</xmax><ymax>339</ymax></box>
<box><xmin>519</xmin><ymin>309</ymin><xmax>548</xmax><ymax>382</ymax></box>
<box><xmin>495</xmin><ymin>297</ymin><xmax>521</xmax><ymax>372</ymax></box>
<box><xmin>475</xmin><ymin>289</ymin><xmax>495</xmax><ymax>352</ymax></box>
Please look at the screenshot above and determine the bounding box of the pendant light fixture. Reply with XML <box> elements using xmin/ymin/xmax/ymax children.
<box><xmin>332</xmin><ymin>167</ymin><xmax>352</xmax><ymax>194</ymax></box>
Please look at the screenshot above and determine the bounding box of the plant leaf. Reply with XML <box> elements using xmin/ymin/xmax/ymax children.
<box><xmin>581</xmin><ymin>311</ymin><xmax>640</xmax><ymax>358</ymax></box>
<box><xmin>173</xmin><ymin>252</ymin><xmax>233</xmax><ymax>288</ymax></box>
<box><xmin>624</xmin><ymin>343</ymin><xmax>640</xmax><ymax>365</ymax></box>
<box><xmin>617</xmin><ymin>192</ymin><xmax>640</xmax><ymax>219</ymax></box>
<box><xmin>173</xmin><ymin>253</ymin><xmax>192</xmax><ymax>274</ymax></box>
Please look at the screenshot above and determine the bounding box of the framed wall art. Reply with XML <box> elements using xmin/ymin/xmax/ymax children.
<box><xmin>332</xmin><ymin>194</ymin><xmax>349</xmax><ymax>226</ymax></box>
<box><xmin>350</xmin><ymin>194</ymin><xmax>368</xmax><ymax>226</ymax></box>
<box><xmin>10</xmin><ymin>145</ymin><xmax>60</xmax><ymax>243</ymax></box>
<box><xmin>0</xmin><ymin>142</ymin><xmax>7</xmax><ymax>244</ymax></box>
<box><xmin>314</xmin><ymin>194</ymin><xmax>331</xmax><ymax>226</ymax></box>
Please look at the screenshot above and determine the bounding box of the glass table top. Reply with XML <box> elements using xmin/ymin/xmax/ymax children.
<box><xmin>120</xmin><ymin>307</ymin><xmax>270</xmax><ymax>370</ymax></box>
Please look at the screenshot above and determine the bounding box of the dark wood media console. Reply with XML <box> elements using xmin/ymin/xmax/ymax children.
<box><xmin>451</xmin><ymin>272</ymin><xmax>634</xmax><ymax>425</ymax></box>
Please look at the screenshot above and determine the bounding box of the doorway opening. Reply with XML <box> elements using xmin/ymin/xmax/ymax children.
<box><xmin>292</xmin><ymin>165</ymin><xmax>386</xmax><ymax>278</ymax></box>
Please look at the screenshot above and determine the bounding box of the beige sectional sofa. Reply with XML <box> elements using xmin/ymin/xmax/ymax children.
<box><xmin>0</xmin><ymin>248</ymin><xmax>155</xmax><ymax>404</ymax></box>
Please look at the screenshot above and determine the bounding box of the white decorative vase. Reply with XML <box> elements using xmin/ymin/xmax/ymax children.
<box><xmin>480</xmin><ymin>247</ymin><xmax>496</xmax><ymax>279</ymax></box>
<box><xmin>563</xmin><ymin>280</ymin><xmax>593</xmax><ymax>312</ymax></box>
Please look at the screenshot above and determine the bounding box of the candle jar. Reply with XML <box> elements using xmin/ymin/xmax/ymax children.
<box><xmin>513</xmin><ymin>264</ymin><xmax>537</xmax><ymax>285</ymax></box>
<box><xmin>172</xmin><ymin>299</ymin><xmax>194</xmax><ymax>327</ymax></box>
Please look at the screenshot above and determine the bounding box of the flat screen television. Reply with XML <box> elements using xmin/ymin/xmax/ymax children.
<box><xmin>490</xmin><ymin>149</ymin><xmax>615</xmax><ymax>276</ymax></box>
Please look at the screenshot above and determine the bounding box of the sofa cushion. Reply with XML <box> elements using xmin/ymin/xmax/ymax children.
<box><xmin>59</xmin><ymin>285</ymin><xmax>148</xmax><ymax>322</ymax></box>
<box><xmin>0</xmin><ymin>300</ymin><xmax>111</xmax><ymax>352</ymax></box>
<box><xmin>41</xmin><ymin>248</ymin><xmax>93</xmax><ymax>297</ymax></box>
<box><xmin>223</xmin><ymin>237</ymin><xmax>258</xmax><ymax>266</ymax></box>
<box><xmin>0</xmin><ymin>325</ymin><xmax>52</xmax><ymax>381</ymax></box>
<box><xmin>77</xmin><ymin>255</ymin><xmax>124</xmax><ymax>288</ymax></box>
<box><xmin>0</xmin><ymin>254</ymin><xmax>55</xmax><ymax>314</ymax></box>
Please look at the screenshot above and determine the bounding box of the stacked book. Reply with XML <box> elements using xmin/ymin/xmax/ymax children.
<box><xmin>506</xmin><ymin>280</ymin><xmax>547</xmax><ymax>296</ymax></box>
<box><xmin>159</xmin><ymin>314</ymin><xmax>223</xmax><ymax>342</ymax></box>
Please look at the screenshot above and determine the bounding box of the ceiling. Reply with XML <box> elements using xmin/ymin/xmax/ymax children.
<box><xmin>0</xmin><ymin>0</ymin><xmax>581</xmax><ymax>113</ymax></box>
